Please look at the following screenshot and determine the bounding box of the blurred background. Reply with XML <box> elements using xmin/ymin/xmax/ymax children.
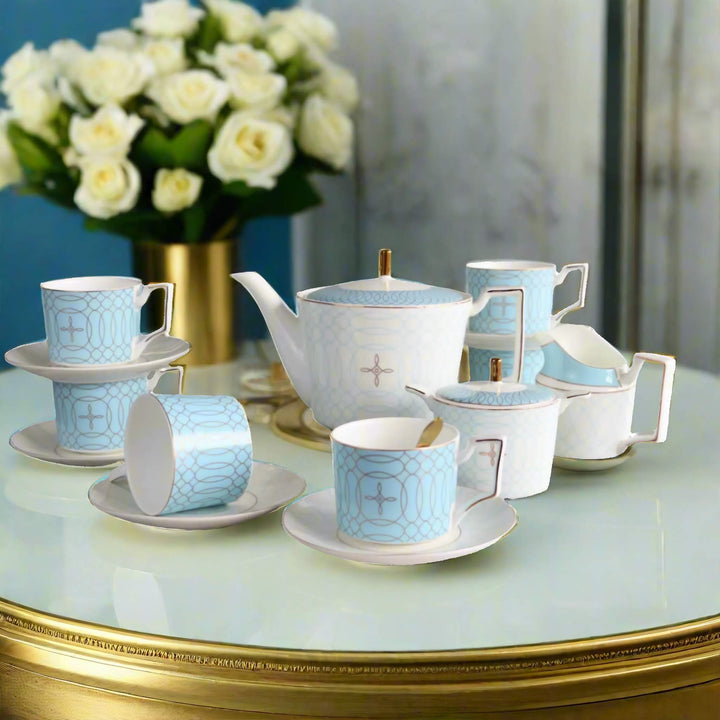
<box><xmin>2</xmin><ymin>0</ymin><xmax>719</xmax><ymax>372</ymax></box>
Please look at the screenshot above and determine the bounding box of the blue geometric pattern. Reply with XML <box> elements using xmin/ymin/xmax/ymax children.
<box><xmin>333</xmin><ymin>440</ymin><xmax>457</xmax><ymax>543</ymax></box>
<box><xmin>157</xmin><ymin>395</ymin><xmax>252</xmax><ymax>515</ymax></box>
<box><xmin>307</xmin><ymin>283</ymin><xmax>465</xmax><ymax>306</ymax></box>
<box><xmin>300</xmin><ymin>301</ymin><xmax>466</xmax><ymax>428</ymax></box>
<box><xmin>429</xmin><ymin>401</ymin><xmax>558</xmax><ymax>499</ymax></box>
<box><xmin>469</xmin><ymin>347</ymin><xmax>546</xmax><ymax>384</ymax></box>
<box><xmin>42</xmin><ymin>287</ymin><xmax>140</xmax><ymax>364</ymax></box>
<box><xmin>435</xmin><ymin>380</ymin><xmax>555</xmax><ymax>407</ymax></box>
<box><xmin>53</xmin><ymin>377</ymin><xmax>147</xmax><ymax>451</ymax></box>
<box><xmin>541</xmin><ymin>342</ymin><xmax>620</xmax><ymax>387</ymax></box>
<box><xmin>466</xmin><ymin>267</ymin><xmax>555</xmax><ymax>335</ymax></box>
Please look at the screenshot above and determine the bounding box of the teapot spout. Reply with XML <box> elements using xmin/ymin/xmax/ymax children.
<box><xmin>231</xmin><ymin>272</ymin><xmax>312</xmax><ymax>405</ymax></box>
<box><xmin>405</xmin><ymin>384</ymin><xmax>439</xmax><ymax>412</ymax></box>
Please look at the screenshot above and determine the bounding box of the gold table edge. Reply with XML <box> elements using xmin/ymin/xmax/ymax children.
<box><xmin>2</xmin><ymin>594</ymin><xmax>720</xmax><ymax>671</ymax></box>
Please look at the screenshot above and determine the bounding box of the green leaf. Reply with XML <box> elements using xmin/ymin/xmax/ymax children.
<box><xmin>132</xmin><ymin>121</ymin><xmax>214</xmax><ymax>171</ymax></box>
<box><xmin>171</xmin><ymin>120</ymin><xmax>214</xmax><ymax>170</ymax></box>
<box><xmin>194</xmin><ymin>13</ymin><xmax>223</xmax><ymax>53</ymax></box>
<box><xmin>132</xmin><ymin>127</ymin><xmax>176</xmax><ymax>168</ymax></box>
<box><xmin>83</xmin><ymin>209</ymin><xmax>168</xmax><ymax>242</ymax></box>
<box><xmin>181</xmin><ymin>203</ymin><xmax>206</xmax><ymax>243</ymax></box>
<box><xmin>236</xmin><ymin>167</ymin><xmax>322</xmax><ymax>222</ymax></box>
<box><xmin>222</xmin><ymin>180</ymin><xmax>257</xmax><ymax>197</ymax></box>
<box><xmin>6</xmin><ymin>122</ymin><xmax>65</xmax><ymax>176</ymax></box>
<box><xmin>53</xmin><ymin>105</ymin><xmax>73</xmax><ymax>147</ymax></box>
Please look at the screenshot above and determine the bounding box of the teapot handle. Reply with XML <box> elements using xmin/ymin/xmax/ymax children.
<box><xmin>627</xmin><ymin>353</ymin><xmax>677</xmax><ymax>446</ymax></box>
<box><xmin>453</xmin><ymin>436</ymin><xmax>507</xmax><ymax>526</ymax></box>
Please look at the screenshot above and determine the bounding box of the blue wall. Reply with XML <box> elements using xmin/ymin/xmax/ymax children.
<box><xmin>0</xmin><ymin>0</ymin><xmax>291</xmax><ymax>366</ymax></box>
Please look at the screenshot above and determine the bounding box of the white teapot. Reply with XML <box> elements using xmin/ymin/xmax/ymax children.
<box><xmin>232</xmin><ymin>250</ymin><xmax>523</xmax><ymax>429</ymax></box>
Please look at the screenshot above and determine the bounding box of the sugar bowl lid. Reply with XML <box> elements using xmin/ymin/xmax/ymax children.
<box><xmin>305</xmin><ymin>249</ymin><xmax>467</xmax><ymax>307</ymax></box>
<box><xmin>436</xmin><ymin>358</ymin><xmax>556</xmax><ymax>408</ymax></box>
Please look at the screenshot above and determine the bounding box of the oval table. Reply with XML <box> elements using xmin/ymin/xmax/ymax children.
<box><xmin>1</xmin><ymin>360</ymin><xmax>719</xmax><ymax>719</ymax></box>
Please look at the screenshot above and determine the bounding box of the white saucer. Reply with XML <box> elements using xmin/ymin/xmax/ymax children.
<box><xmin>553</xmin><ymin>446</ymin><xmax>636</xmax><ymax>472</ymax></box>
<box><xmin>10</xmin><ymin>420</ymin><xmax>123</xmax><ymax>467</ymax></box>
<box><xmin>4</xmin><ymin>334</ymin><xmax>190</xmax><ymax>382</ymax></box>
<box><xmin>282</xmin><ymin>486</ymin><xmax>518</xmax><ymax>566</ymax></box>
<box><xmin>89</xmin><ymin>461</ymin><xmax>306</xmax><ymax>530</ymax></box>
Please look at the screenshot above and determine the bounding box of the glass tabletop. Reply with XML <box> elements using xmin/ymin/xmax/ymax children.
<box><xmin>0</xmin><ymin>360</ymin><xmax>717</xmax><ymax>653</ymax></box>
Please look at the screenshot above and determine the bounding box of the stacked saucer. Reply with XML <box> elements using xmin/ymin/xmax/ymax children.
<box><xmin>5</xmin><ymin>276</ymin><xmax>189</xmax><ymax>467</ymax></box>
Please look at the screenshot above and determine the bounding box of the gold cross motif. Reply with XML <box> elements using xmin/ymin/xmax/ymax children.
<box><xmin>360</xmin><ymin>354</ymin><xmax>394</xmax><ymax>388</ymax></box>
<box><xmin>364</xmin><ymin>482</ymin><xmax>397</xmax><ymax>515</ymax></box>
<box><xmin>60</xmin><ymin>316</ymin><xmax>84</xmax><ymax>343</ymax></box>
<box><xmin>79</xmin><ymin>404</ymin><xmax>103</xmax><ymax>430</ymax></box>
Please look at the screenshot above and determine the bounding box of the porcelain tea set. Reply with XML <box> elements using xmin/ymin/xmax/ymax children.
<box><xmin>4</xmin><ymin>249</ymin><xmax>676</xmax><ymax>565</ymax></box>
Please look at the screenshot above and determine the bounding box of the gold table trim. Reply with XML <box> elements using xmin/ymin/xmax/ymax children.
<box><xmin>2</xmin><ymin>596</ymin><xmax>720</xmax><ymax>718</ymax></box>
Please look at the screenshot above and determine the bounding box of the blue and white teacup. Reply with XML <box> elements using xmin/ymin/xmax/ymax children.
<box><xmin>124</xmin><ymin>394</ymin><xmax>253</xmax><ymax>516</ymax></box>
<box><xmin>331</xmin><ymin>417</ymin><xmax>506</xmax><ymax>548</ymax></box>
<box><xmin>466</xmin><ymin>260</ymin><xmax>588</xmax><ymax>336</ymax></box>
<box><xmin>53</xmin><ymin>366</ymin><xmax>183</xmax><ymax>454</ymax></box>
<box><xmin>41</xmin><ymin>276</ymin><xmax>174</xmax><ymax>366</ymax></box>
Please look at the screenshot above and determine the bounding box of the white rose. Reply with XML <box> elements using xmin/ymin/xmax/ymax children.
<box><xmin>0</xmin><ymin>112</ymin><xmax>23</xmax><ymax>190</ymax></box>
<box><xmin>49</xmin><ymin>40</ymin><xmax>86</xmax><ymax>77</ymax></box>
<box><xmin>143</xmin><ymin>38</ymin><xmax>186</xmax><ymax>75</ymax></box>
<box><xmin>198</xmin><ymin>43</ymin><xmax>274</xmax><ymax>76</ymax></box>
<box><xmin>74</xmin><ymin>46</ymin><xmax>155</xmax><ymax>106</ymax></box>
<box><xmin>1</xmin><ymin>43</ymin><xmax>55</xmax><ymax>94</ymax></box>
<box><xmin>261</xmin><ymin>104</ymin><xmax>296</xmax><ymax>130</ymax></box>
<box><xmin>74</xmin><ymin>156</ymin><xmax>141</xmax><ymax>218</ymax></box>
<box><xmin>8</xmin><ymin>76</ymin><xmax>61</xmax><ymax>133</ymax></box>
<box><xmin>297</xmin><ymin>93</ymin><xmax>352</xmax><ymax>170</ymax></box>
<box><xmin>204</xmin><ymin>0</ymin><xmax>263</xmax><ymax>43</ymax></box>
<box><xmin>58</xmin><ymin>77</ymin><xmax>89</xmax><ymax>113</ymax></box>
<box><xmin>96</xmin><ymin>29</ymin><xmax>140</xmax><ymax>50</ymax></box>
<box><xmin>147</xmin><ymin>70</ymin><xmax>229</xmax><ymax>124</ymax></box>
<box><xmin>319</xmin><ymin>62</ymin><xmax>359</xmax><ymax>113</ymax></box>
<box><xmin>152</xmin><ymin>168</ymin><xmax>203</xmax><ymax>212</ymax></box>
<box><xmin>266</xmin><ymin>8</ymin><xmax>337</xmax><ymax>52</ymax></box>
<box><xmin>69</xmin><ymin>104</ymin><xmax>144</xmax><ymax>157</ymax></box>
<box><xmin>208</xmin><ymin>110</ymin><xmax>292</xmax><ymax>188</ymax></box>
<box><xmin>265</xmin><ymin>29</ymin><xmax>300</xmax><ymax>63</ymax></box>
<box><xmin>226</xmin><ymin>70</ymin><xmax>286</xmax><ymax>111</ymax></box>
<box><xmin>133</xmin><ymin>0</ymin><xmax>204</xmax><ymax>38</ymax></box>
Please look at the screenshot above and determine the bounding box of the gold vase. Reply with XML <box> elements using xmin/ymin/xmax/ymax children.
<box><xmin>134</xmin><ymin>240</ymin><xmax>236</xmax><ymax>366</ymax></box>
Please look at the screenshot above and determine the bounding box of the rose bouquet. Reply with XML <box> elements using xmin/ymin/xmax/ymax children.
<box><xmin>0</xmin><ymin>0</ymin><xmax>358</xmax><ymax>243</ymax></box>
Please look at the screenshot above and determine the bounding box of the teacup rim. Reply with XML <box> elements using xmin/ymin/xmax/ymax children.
<box><xmin>331</xmin><ymin>417</ymin><xmax>459</xmax><ymax>452</ymax></box>
<box><xmin>41</xmin><ymin>276</ymin><xmax>143</xmax><ymax>292</ymax></box>
<box><xmin>466</xmin><ymin>259</ymin><xmax>556</xmax><ymax>271</ymax></box>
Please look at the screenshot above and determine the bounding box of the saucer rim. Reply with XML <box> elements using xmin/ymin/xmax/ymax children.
<box><xmin>4</xmin><ymin>336</ymin><xmax>190</xmax><ymax>382</ymax></box>
<box><xmin>553</xmin><ymin>446</ymin><xmax>636</xmax><ymax>471</ymax></box>
<box><xmin>282</xmin><ymin>487</ymin><xmax>518</xmax><ymax>566</ymax></box>
<box><xmin>88</xmin><ymin>460</ymin><xmax>307</xmax><ymax>530</ymax></box>
<box><xmin>9</xmin><ymin>420</ymin><xmax>124</xmax><ymax>468</ymax></box>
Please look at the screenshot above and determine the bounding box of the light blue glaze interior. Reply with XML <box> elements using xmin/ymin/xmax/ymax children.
<box><xmin>436</xmin><ymin>381</ymin><xmax>555</xmax><ymax>407</ymax></box>
<box><xmin>541</xmin><ymin>342</ymin><xmax>621</xmax><ymax>387</ymax></box>
<box><xmin>307</xmin><ymin>282</ymin><xmax>465</xmax><ymax>306</ymax></box>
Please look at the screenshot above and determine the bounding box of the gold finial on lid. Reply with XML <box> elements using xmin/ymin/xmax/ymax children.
<box><xmin>378</xmin><ymin>248</ymin><xmax>392</xmax><ymax>277</ymax></box>
<box><xmin>459</xmin><ymin>345</ymin><xmax>470</xmax><ymax>382</ymax></box>
<box><xmin>490</xmin><ymin>357</ymin><xmax>502</xmax><ymax>382</ymax></box>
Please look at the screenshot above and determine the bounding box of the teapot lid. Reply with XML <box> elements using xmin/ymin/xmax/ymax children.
<box><xmin>435</xmin><ymin>358</ymin><xmax>556</xmax><ymax>408</ymax></box>
<box><xmin>305</xmin><ymin>249</ymin><xmax>467</xmax><ymax>307</ymax></box>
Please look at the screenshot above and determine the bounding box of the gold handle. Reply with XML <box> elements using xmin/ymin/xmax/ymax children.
<box><xmin>490</xmin><ymin>357</ymin><xmax>502</xmax><ymax>382</ymax></box>
<box><xmin>378</xmin><ymin>248</ymin><xmax>392</xmax><ymax>277</ymax></box>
